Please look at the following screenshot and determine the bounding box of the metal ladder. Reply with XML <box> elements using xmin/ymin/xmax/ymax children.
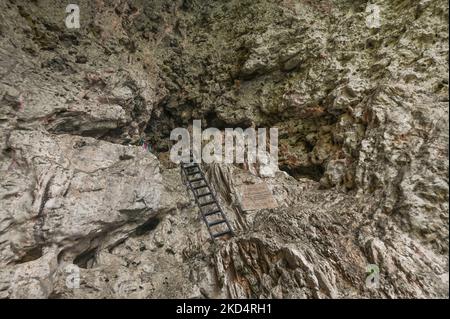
<box><xmin>181</xmin><ymin>155</ymin><xmax>233</xmax><ymax>240</ymax></box>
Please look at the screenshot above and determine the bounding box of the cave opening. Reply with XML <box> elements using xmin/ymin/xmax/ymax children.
<box><xmin>73</xmin><ymin>247</ymin><xmax>98</xmax><ymax>269</ymax></box>
<box><xmin>133</xmin><ymin>217</ymin><xmax>161</xmax><ymax>237</ymax></box>
<box><xmin>142</xmin><ymin>105</ymin><xmax>330</xmax><ymax>183</ymax></box>
<box><xmin>279</xmin><ymin>164</ymin><xmax>325</xmax><ymax>182</ymax></box>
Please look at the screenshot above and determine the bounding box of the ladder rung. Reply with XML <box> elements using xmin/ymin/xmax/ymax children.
<box><xmin>208</xmin><ymin>219</ymin><xmax>226</xmax><ymax>227</ymax></box>
<box><xmin>212</xmin><ymin>230</ymin><xmax>232</xmax><ymax>238</ymax></box>
<box><xmin>181</xmin><ymin>162</ymin><xmax>233</xmax><ymax>241</ymax></box>
<box><xmin>204</xmin><ymin>209</ymin><xmax>221</xmax><ymax>217</ymax></box>
<box><xmin>197</xmin><ymin>192</ymin><xmax>212</xmax><ymax>198</ymax></box>
<box><xmin>200</xmin><ymin>200</ymin><xmax>216</xmax><ymax>207</ymax></box>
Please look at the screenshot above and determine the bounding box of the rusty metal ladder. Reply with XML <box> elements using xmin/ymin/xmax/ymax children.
<box><xmin>181</xmin><ymin>155</ymin><xmax>233</xmax><ymax>240</ymax></box>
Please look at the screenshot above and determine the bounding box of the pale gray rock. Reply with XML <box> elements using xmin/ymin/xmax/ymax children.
<box><xmin>0</xmin><ymin>0</ymin><xmax>447</xmax><ymax>299</ymax></box>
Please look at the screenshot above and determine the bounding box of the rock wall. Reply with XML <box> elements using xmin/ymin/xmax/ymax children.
<box><xmin>0</xmin><ymin>0</ymin><xmax>448</xmax><ymax>298</ymax></box>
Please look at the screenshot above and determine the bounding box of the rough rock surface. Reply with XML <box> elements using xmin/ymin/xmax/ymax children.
<box><xmin>0</xmin><ymin>0</ymin><xmax>448</xmax><ymax>298</ymax></box>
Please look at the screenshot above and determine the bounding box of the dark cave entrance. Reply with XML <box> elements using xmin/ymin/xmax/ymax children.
<box><xmin>142</xmin><ymin>100</ymin><xmax>330</xmax><ymax>183</ymax></box>
<box><xmin>279</xmin><ymin>164</ymin><xmax>325</xmax><ymax>182</ymax></box>
<box><xmin>73</xmin><ymin>247</ymin><xmax>97</xmax><ymax>269</ymax></box>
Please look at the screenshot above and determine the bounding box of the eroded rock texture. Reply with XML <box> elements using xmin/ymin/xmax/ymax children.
<box><xmin>0</xmin><ymin>0</ymin><xmax>448</xmax><ymax>298</ymax></box>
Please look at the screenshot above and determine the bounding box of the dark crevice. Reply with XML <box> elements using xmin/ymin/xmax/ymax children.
<box><xmin>144</xmin><ymin>107</ymin><xmax>179</xmax><ymax>152</ymax></box>
<box><xmin>13</xmin><ymin>246</ymin><xmax>43</xmax><ymax>264</ymax></box>
<box><xmin>280</xmin><ymin>164</ymin><xmax>325</xmax><ymax>182</ymax></box>
<box><xmin>133</xmin><ymin>217</ymin><xmax>160</xmax><ymax>237</ymax></box>
<box><xmin>304</xmin><ymin>140</ymin><xmax>315</xmax><ymax>152</ymax></box>
<box><xmin>204</xmin><ymin>110</ymin><xmax>228</xmax><ymax>129</ymax></box>
<box><xmin>73</xmin><ymin>247</ymin><xmax>98</xmax><ymax>269</ymax></box>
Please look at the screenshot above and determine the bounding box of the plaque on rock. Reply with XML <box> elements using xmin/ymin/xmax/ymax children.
<box><xmin>241</xmin><ymin>182</ymin><xmax>278</xmax><ymax>211</ymax></box>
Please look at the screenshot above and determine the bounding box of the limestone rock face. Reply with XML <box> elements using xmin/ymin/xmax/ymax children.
<box><xmin>0</xmin><ymin>0</ymin><xmax>448</xmax><ymax>298</ymax></box>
